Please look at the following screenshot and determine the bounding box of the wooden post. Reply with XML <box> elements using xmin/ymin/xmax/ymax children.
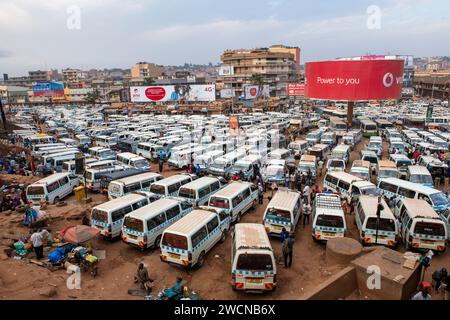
<box><xmin>347</xmin><ymin>101</ymin><xmax>354</xmax><ymax>129</ymax></box>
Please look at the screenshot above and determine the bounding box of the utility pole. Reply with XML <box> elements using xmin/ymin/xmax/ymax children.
<box><xmin>0</xmin><ymin>97</ymin><xmax>6</xmax><ymax>131</ymax></box>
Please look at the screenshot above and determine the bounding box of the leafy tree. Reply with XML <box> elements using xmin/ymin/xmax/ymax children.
<box><xmin>85</xmin><ymin>89</ymin><xmax>100</xmax><ymax>104</ymax></box>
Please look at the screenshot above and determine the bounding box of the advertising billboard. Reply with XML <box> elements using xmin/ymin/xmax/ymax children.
<box><xmin>32</xmin><ymin>81</ymin><xmax>65</xmax><ymax>96</ymax></box>
<box><xmin>220</xmin><ymin>89</ymin><xmax>234</xmax><ymax>98</ymax></box>
<box><xmin>304</xmin><ymin>60</ymin><xmax>404</xmax><ymax>101</ymax></box>
<box><xmin>219</xmin><ymin>66</ymin><xmax>234</xmax><ymax>76</ymax></box>
<box><xmin>130</xmin><ymin>85</ymin><xmax>215</xmax><ymax>102</ymax></box>
<box><xmin>244</xmin><ymin>85</ymin><xmax>270</xmax><ymax>99</ymax></box>
<box><xmin>287</xmin><ymin>83</ymin><xmax>305</xmax><ymax>96</ymax></box>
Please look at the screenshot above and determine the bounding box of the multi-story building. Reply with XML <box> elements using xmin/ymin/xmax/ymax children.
<box><xmin>131</xmin><ymin>62</ymin><xmax>165</xmax><ymax>79</ymax></box>
<box><xmin>414</xmin><ymin>70</ymin><xmax>450</xmax><ymax>100</ymax></box>
<box><xmin>62</xmin><ymin>69</ymin><xmax>86</xmax><ymax>87</ymax></box>
<box><xmin>219</xmin><ymin>45</ymin><xmax>299</xmax><ymax>97</ymax></box>
<box><xmin>28</xmin><ymin>70</ymin><xmax>50</xmax><ymax>83</ymax></box>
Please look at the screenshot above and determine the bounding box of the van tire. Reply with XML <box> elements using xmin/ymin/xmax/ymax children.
<box><xmin>235</xmin><ymin>214</ymin><xmax>241</xmax><ymax>223</ymax></box>
<box><xmin>154</xmin><ymin>235</ymin><xmax>162</xmax><ymax>249</ymax></box>
<box><xmin>53</xmin><ymin>197</ymin><xmax>60</xmax><ymax>205</ymax></box>
<box><xmin>220</xmin><ymin>231</ymin><xmax>226</xmax><ymax>243</ymax></box>
<box><xmin>196</xmin><ymin>252</ymin><xmax>205</xmax><ymax>269</ymax></box>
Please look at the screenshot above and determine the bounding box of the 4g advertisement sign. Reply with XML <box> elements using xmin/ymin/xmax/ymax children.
<box><xmin>130</xmin><ymin>85</ymin><xmax>215</xmax><ymax>102</ymax></box>
<box><xmin>304</xmin><ymin>60</ymin><xmax>404</xmax><ymax>101</ymax></box>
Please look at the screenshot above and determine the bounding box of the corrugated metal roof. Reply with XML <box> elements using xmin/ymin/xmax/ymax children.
<box><xmin>235</xmin><ymin>223</ymin><xmax>272</xmax><ymax>250</ymax></box>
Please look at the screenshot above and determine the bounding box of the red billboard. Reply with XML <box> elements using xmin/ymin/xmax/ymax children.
<box><xmin>287</xmin><ymin>83</ymin><xmax>305</xmax><ymax>96</ymax></box>
<box><xmin>304</xmin><ymin>60</ymin><xmax>404</xmax><ymax>101</ymax></box>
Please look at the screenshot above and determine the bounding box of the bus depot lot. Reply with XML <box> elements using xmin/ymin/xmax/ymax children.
<box><xmin>1</xmin><ymin>138</ymin><xmax>449</xmax><ymax>300</ymax></box>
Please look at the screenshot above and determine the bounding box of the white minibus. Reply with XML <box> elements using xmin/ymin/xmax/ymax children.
<box><xmin>262</xmin><ymin>189</ymin><xmax>301</xmax><ymax>236</ymax></box>
<box><xmin>406</xmin><ymin>165</ymin><xmax>433</xmax><ymax>187</ymax></box>
<box><xmin>355</xmin><ymin>196</ymin><xmax>399</xmax><ymax>247</ymax></box>
<box><xmin>26</xmin><ymin>172</ymin><xmax>80</xmax><ymax>204</ymax></box>
<box><xmin>149</xmin><ymin>174</ymin><xmax>195</xmax><ymax>197</ymax></box>
<box><xmin>160</xmin><ymin>206</ymin><xmax>231</xmax><ymax>268</ymax></box>
<box><xmin>312</xmin><ymin>193</ymin><xmax>346</xmax><ymax>241</ymax></box>
<box><xmin>177</xmin><ymin>176</ymin><xmax>228</xmax><ymax>207</ymax></box>
<box><xmin>107</xmin><ymin>172</ymin><xmax>163</xmax><ymax>199</ymax></box>
<box><xmin>231</xmin><ymin>223</ymin><xmax>276</xmax><ymax>292</ymax></box>
<box><xmin>331</xmin><ymin>144</ymin><xmax>351</xmax><ymax>164</ymax></box>
<box><xmin>208</xmin><ymin>182</ymin><xmax>259</xmax><ymax>223</ymax></box>
<box><xmin>376</xmin><ymin>160</ymin><xmax>399</xmax><ymax>184</ymax></box>
<box><xmin>122</xmin><ymin>197</ymin><xmax>194</xmax><ymax>250</ymax></box>
<box><xmin>90</xmin><ymin>193</ymin><xmax>159</xmax><ymax>239</ymax></box>
<box><xmin>323</xmin><ymin>171</ymin><xmax>380</xmax><ymax>202</ymax></box>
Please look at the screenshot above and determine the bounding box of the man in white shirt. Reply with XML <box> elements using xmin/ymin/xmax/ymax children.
<box><xmin>30</xmin><ymin>229</ymin><xmax>49</xmax><ymax>260</ymax></box>
<box><xmin>303</xmin><ymin>185</ymin><xmax>311</xmax><ymax>205</ymax></box>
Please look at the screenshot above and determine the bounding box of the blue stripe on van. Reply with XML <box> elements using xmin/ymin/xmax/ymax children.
<box><xmin>234</xmin><ymin>270</ymin><xmax>274</xmax><ymax>276</ymax></box>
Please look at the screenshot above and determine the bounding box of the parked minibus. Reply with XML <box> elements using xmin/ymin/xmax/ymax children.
<box><xmin>90</xmin><ymin>192</ymin><xmax>159</xmax><ymax>239</ymax></box>
<box><xmin>320</xmin><ymin>132</ymin><xmax>336</xmax><ymax>147</ymax></box>
<box><xmin>377</xmin><ymin>178</ymin><xmax>449</xmax><ymax>216</ymax></box>
<box><xmin>31</xmin><ymin>143</ymin><xmax>65</xmax><ymax>155</ymax></box>
<box><xmin>262</xmin><ymin>189</ymin><xmax>301</xmax><ymax>236</ymax></box>
<box><xmin>149</xmin><ymin>174</ymin><xmax>196</xmax><ymax>197</ymax></box>
<box><xmin>193</xmin><ymin>150</ymin><xmax>224</xmax><ymax>173</ymax></box>
<box><xmin>376</xmin><ymin>160</ymin><xmax>399</xmax><ymax>184</ymax></box>
<box><xmin>367</xmin><ymin>136</ymin><xmax>383</xmax><ymax>157</ymax></box>
<box><xmin>267</xmin><ymin>149</ymin><xmax>292</xmax><ymax>161</ymax></box>
<box><xmin>168</xmin><ymin>145</ymin><xmax>207</xmax><ymax>169</ymax></box>
<box><xmin>417</xmin><ymin>156</ymin><xmax>448</xmax><ymax>180</ymax></box>
<box><xmin>326</xmin><ymin>158</ymin><xmax>346</xmax><ymax>172</ymax></box>
<box><xmin>62</xmin><ymin>157</ymin><xmax>99</xmax><ymax>174</ymax></box>
<box><xmin>389</xmin><ymin>154</ymin><xmax>413</xmax><ymax>179</ymax></box>
<box><xmin>208</xmin><ymin>182</ymin><xmax>259</xmax><ymax>223</ymax></box>
<box><xmin>331</xmin><ymin>144</ymin><xmax>351</xmax><ymax>164</ymax></box>
<box><xmin>229</xmin><ymin>155</ymin><xmax>261</xmax><ymax>180</ymax></box>
<box><xmin>160</xmin><ymin>206</ymin><xmax>231</xmax><ymax>268</ymax></box>
<box><xmin>116</xmin><ymin>152</ymin><xmax>151</xmax><ymax>172</ymax></box>
<box><xmin>360</xmin><ymin>119</ymin><xmax>378</xmax><ymax>137</ymax></box>
<box><xmin>395</xmin><ymin>199</ymin><xmax>447</xmax><ymax>252</ymax></box>
<box><xmin>42</xmin><ymin>150</ymin><xmax>80</xmax><ymax>169</ymax></box>
<box><xmin>298</xmin><ymin>155</ymin><xmax>317</xmax><ymax>178</ymax></box>
<box><xmin>122</xmin><ymin>197</ymin><xmax>194</xmax><ymax>250</ymax></box>
<box><xmin>95</xmin><ymin>135</ymin><xmax>118</xmax><ymax>148</ymax></box>
<box><xmin>389</xmin><ymin>138</ymin><xmax>405</xmax><ymax>154</ymax></box>
<box><xmin>288</xmin><ymin>140</ymin><xmax>308</xmax><ymax>159</ymax></box>
<box><xmin>107</xmin><ymin>172</ymin><xmax>163</xmax><ymax>199</ymax></box>
<box><xmin>312</xmin><ymin>193</ymin><xmax>346</xmax><ymax>241</ymax></box>
<box><xmin>306</xmin><ymin>130</ymin><xmax>322</xmax><ymax>145</ymax></box>
<box><xmin>177</xmin><ymin>176</ymin><xmax>228</xmax><ymax>206</ymax></box>
<box><xmin>323</xmin><ymin>171</ymin><xmax>380</xmax><ymax>202</ymax></box>
<box><xmin>85</xmin><ymin>165</ymin><xmax>127</xmax><ymax>191</ymax></box>
<box><xmin>74</xmin><ymin>134</ymin><xmax>91</xmax><ymax>147</ymax></box>
<box><xmin>87</xmin><ymin>147</ymin><xmax>116</xmax><ymax>161</ymax></box>
<box><xmin>350</xmin><ymin>160</ymin><xmax>371</xmax><ymax>181</ymax></box>
<box><xmin>208</xmin><ymin>148</ymin><xmax>247</xmax><ymax>177</ymax></box>
<box><xmin>231</xmin><ymin>223</ymin><xmax>276</xmax><ymax>292</ymax></box>
<box><xmin>262</xmin><ymin>159</ymin><xmax>286</xmax><ymax>186</ymax></box>
<box><xmin>361</xmin><ymin>150</ymin><xmax>379</xmax><ymax>174</ymax></box>
<box><xmin>355</xmin><ymin>196</ymin><xmax>399</xmax><ymax>247</ymax></box>
<box><xmin>308</xmin><ymin>144</ymin><xmax>328</xmax><ymax>162</ymax></box>
<box><xmin>329</xmin><ymin>117</ymin><xmax>347</xmax><ymax>137</ymax></box>
<box><xmin>26</xmin><ymin>172</ymin><xmax>80</xmax><ymax>204</ymax></box>
<box><xmin>406</xmin><ymin>166</ymin><xmax>433</xmax><ymax>187</ymax></box>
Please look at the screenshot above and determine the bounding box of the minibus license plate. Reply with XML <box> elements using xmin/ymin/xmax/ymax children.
<box><xmin>247</xmin><ymin>278</ymin><xmax>263</xmax><ymax>283</ymax></box>
<box><xmin>323</xmin><ymin>232</ymin><xmax>334</xmax><ymax>237</ymax></box>
<box><xmin>127</xmin><ymin>234</ymin><xmax>137</xmax><ymax>240</ymax></box>
<box><xmin>169</xmin><ymin>253</ymin><xmax>180</xmax><ymax>259</ymax></box>
<box><xmin>272</xmin><ymin>225</ymin><xmax>283</xmax><ymax>231</ymax></box>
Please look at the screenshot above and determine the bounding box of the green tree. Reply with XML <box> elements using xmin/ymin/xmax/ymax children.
<box><xmin>144</xmin><ymin>78</ymin><xmax>154</xmax><ymax>86</ymax></box>
<box><xmin>85</xmin><ymin>89</ymin><xmax>100</xmax><ymax>105</ymax></box>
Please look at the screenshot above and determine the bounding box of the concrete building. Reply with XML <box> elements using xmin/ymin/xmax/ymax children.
<box><xmin>62</xmin><ymin>69</ymin><xmax>86</xmax><ymax>86</ymax></box>
<box><xmin>131</xmin><ymin>62</ymin><xmax>165</xmax><ymax>79</ymax></box>
<box><xmin>0</xmin><ymin>86</ymin><xmax>29</xmax><ymax>104</ymax></box>
<box><xmin>28</xmin><ymin>70</ymin><xmax>50</xmax><ymax>83</ymax></box>
<box><xmin>414</xmin><ymin>70</ymin><xmax>450</xmax><ymax>100</ymax></box>
<box><xmin>219</xmin><ymin>45</ymin><xmax>299</xmax><ymax>97</ymax></box>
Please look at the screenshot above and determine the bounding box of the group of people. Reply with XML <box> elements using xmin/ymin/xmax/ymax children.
<box><xmin>0</xmin><ymin>184</ymin><xmax>28</xmax><ymax>212</ymax></box>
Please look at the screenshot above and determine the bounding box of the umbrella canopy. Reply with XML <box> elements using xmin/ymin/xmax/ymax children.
<box><xmin>60</xmin><ymin>225</ymin><xmax>100</xmax><ymax>244</ymax></box>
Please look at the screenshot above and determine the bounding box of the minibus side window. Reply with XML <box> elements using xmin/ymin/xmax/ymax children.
<box><xmin>132</xmin><ymin>199</ymin><xmax>148</xmax><ymax>211</ymax></box>
<box><xmin>338</xmin><ymin>180</ymin><xmax>350</xmax><ymax>191</ymax></box>
<box><xmin>166</xmin><ymin>205</ymin><xmax>181</xmax><ymax>220</ymax></box>
<box><xmin>181</xmin><ymin>201</ymin><xmax>193</xmax><ymax>211</ymax></box>
<box><xmin>242</xmin><ymin>188</ymin><xmax>251</xmax><ymax>199</ymax></box>
<box><xmin>232</xmin><ymin>194</ymin><xmax>242</xmax><ymax>207</ymax></box>
<box><xmin>407</xmin><ymin>218</ymin><xmax>413</xmax><ymax>230</ymax></box>
<box><xmin>58</xmin><ymin>177</ymin><xmax>69</xmax><ymax>186</ymax></box>
<box><xmin>191</xmin><ymin>226</ymin><xmax>208</xmax><ymax>248</ymax></box>
<box><xmin>147</xmin><ymin>212</ymin><xmax>166</xmax><ymax>231</ymax></box>
<box><xmin>418</xmin><ymin>194</ymin><xmax>433</xmax><ymax>206</ymax></box>
<box><xmin>198</xmin><ymin>186</ymin><xmax>211</xmax><ymax>199</ymax></box>
<box><xmin>210</xmin><ymin>181</ymin><xmax>220</xmax><ymax>192</ymax></box>
<box><xmin>124</xmin><ymin>182</ymin><xmax>141</xmax><ymax>194</ymax></box>
<box><xmin>398</xmin><ymin>187</ymin><xmax>416</xmax><ymax>199</ymax></box>
<box><xmin>206</xmin><ymin>217</ymin><xmax>219</xmax><ymax>233</ymax></box>
<box><xmin>379</xmin><ymin>181</ymin><xmax>397</xmax><ymax>193</ymax></box>
<box><xmin>141</xmin><ymin>180</ymin><xmax>151</xmax><ymax>188</ymax></box>
<box><xmin>47</xmin><ymin>181</ymin><xmax>60</xmax><ymax>193</ymax></box>
<box><xmin>399</xmin><ymin>205</ymin><xmax>407</xmax><ymax>221</ymax></box>
<box><xmin>168</xmin><ymin>183</ymin><xmax>180</xmax><ymax>194</ymax></box>
<box><xmin>218</xmin><ymin>210</ymin><xmax>229</xmax><ymax>222</ymax></box>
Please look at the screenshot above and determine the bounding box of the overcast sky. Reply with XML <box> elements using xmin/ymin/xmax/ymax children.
<box><xmin>0</xmin><ymin>0</ymin><xmax>449</xmax><ymax>76</ymax></box>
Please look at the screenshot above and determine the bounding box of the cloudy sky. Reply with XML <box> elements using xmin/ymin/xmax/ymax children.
<box><xmin>0</xmin><ymin>0</ymin><xmax>449</xmax><ymax>76</ymax></box>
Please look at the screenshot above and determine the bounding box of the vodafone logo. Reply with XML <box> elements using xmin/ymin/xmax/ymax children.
<box><xmin>145</xmin><ymin>87</ymin><xmax>166</xmax><ymax>101</ymax></box>
<box><xmin>382</xmin><ymin>73</ymin><xmax>394</xmax><ymax>87</ymax></box>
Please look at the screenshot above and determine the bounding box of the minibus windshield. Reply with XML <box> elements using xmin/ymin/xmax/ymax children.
<box><xmin>265</xmin><ymin>208</ymin><xmax>291</xmax><ymax>222</ymax></box>
<box><xmin>178</xmin><ymin>187</ymin><xmax>196</xmax><ymax>199</ymax></box>
<box><xmin>410</xmin><ymin>175</ymin><xmax>433</xmax><ymax>184</ymax></box>
<box><xmin>91</xmin><ymin>209</ymin><xmax>108</xmax><ymax>223</ymax></box>
<box><xmin>360</xmin><ymin>187</ymin><xmax>380</xmax><ymax>196</ymax></box>
<box><xmin>132</xmin><ymin>159</ymin><xmax>149</xmax><ymax>168</ymax></box>
<box><xmin>123</xmin><ymin>216</ymin><xmax>144</xmax><ymax>232</ymax></box>
<box><xmin>397</xmin><ymin>160</ymin><xmax>411</xmax><ymax>168</ymax></box>
<box><xmin>363</xmin><ymin>156</ymin><xmax>378</xmax><ymax>164</ymax></box>
<box><xmin>27</xmin><ymin>186</ymin><xmax>45</xmax><ymax>195</ymax></box>
<box><xmin>379</xmin><ymin>169</ymin><xmax>398</xmax><ymax>178</ymax></box>
<box><xmin>316</xmin><ymin>215</ymin><xmax>344</xmax><ymax>228</ymax></box>
<box><xmin>329</xmin><ymin>160</ymin><xmax>344</xmax><ymax>168</ymax></box>
<box><xmin>430</xmin><ymin>193</ymin><xmax>448</xmax><ymax>207</ymax></box>
<box><xmin>236</xmin><ymin>254</ymin><xmax>273</xmax><ymax>271</ymax></box>
<box><xmin>162</xmin><ymin>233</ymin><xmax>188</xmax><ymax>250</ymax></box>
<box><xmin>414</xmin><ymin>221</ymin><xmax>445</xmax><ymax>237</ymax></box>
<box><xmin>209</xmin><ymin>197</ymin><xmax>230</xmax><ymax>209</ymax></box>
<box><xmin>366</xmin><ymin>217</ymin><xmax>396</xmax><ymax>232</ymax></box>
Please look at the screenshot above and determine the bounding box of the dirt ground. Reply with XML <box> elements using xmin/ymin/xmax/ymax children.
<box><xmin>0</xmin><ymin>136</ymin><xmax>449</xmax><ymax>300</ymax></box>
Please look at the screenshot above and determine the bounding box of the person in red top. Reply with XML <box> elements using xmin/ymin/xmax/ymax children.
<box><xmin>413</xmin><ymin>149</ymin><xmax>421</xmax><ymax>162</ymax></box>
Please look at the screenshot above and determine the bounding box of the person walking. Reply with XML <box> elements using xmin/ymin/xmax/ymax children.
<box><xmin>432</xmin><ymin>268</ymin><xmax>448</xmax><ymax>293</ymax></box>
<box><xmin>302</xmin><ymin>204</ymin><xmax>311</xmax><ymax>227</ymax></box>
<box><xmin>318</xmin><ymin>159</ymin><xmax>324</xmax><ymax>177</ymax></box>
<box><xmin>411</xmin><ymin>282</ymin><xmax>432</xmax><ymax>300</ymax></box>
<box><xmin>282</xmin><ymin>233</ymin><xmax>295</xmax><ymax>268</ymax></box>
<box><xmin>257</xmin><ymin>182</ymin><xmax>264</xmax><ymax>204</ymax></box>
<box><xmin>30</xmin><ymin>229</ymin><xmax>48</xmax><ymax>260</ymax></box>
<box><xmin>303</xmin><ymin>184</ymin><xmax>311</xmax><ymax>205</ymax></box>
<box><xmin>158</xmin><ymin>157</ymin><xmax>164</xmax><ymax>173</ymax></box>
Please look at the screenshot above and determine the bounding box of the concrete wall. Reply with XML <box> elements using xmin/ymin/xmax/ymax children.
<box><xmin>304</xmin><ymin>266</ymin><xmax>357</xmax><ymax>300</ymax></box>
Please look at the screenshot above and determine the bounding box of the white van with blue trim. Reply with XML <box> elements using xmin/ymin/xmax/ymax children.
<box><xmin>90</xmin><ymin>192</ymin><xmax>159</xmax><ymax>239</ymax></box>
<box><xmin>355</xmin><ymin>195</ymin><xmax>399</xmax><ymax>247</ymax></box>
<box><xmin>406</xmin><ymin>165</ymin><xmax>433</xmax><ymax>187</ymax></box>
<box><xmin>122</xmin><ymin>197</ymin><xmax>194</xmax><ymax>250</ymax></box>
<box><xmin>149</xmin><ymin>174</ymin><xmax>196</xmax><ymax>197</ymax></box>
<box><xmin>160</xmin><ymin>206</ymin><xmax>231</xmax><ymax>268</ymax></box>
<box><xmin>26</xmin><ymin>172</ymin><xmax>80</xmax><ymax>204</ymax></box>
<box><xmin>262</xmin><ymin>189</ymin><xmax>301</xmax><ymax>236</ymax></box>
<box><xmin>107</xmin><ymin>172</ymin><xmax>163</xmax><ymax>199</ymax></box>
<box><xmin>231</xmin><ymin>223</ymin><xmax>277</xmax><ymax>292</ymax></box>
<box><xmin>177</xmin><ymin>176</ymin><xmax>228</xmax><ymax>207</ymax></box>
<box><xmin>208</xmin><ymin>182</ymin><xmax>259</xmax><ymax>223</ymax></box>
<box><xmin>377</xmin><ymin>178</ymin><xmax>449</xmax><ymax>216</ymax></box>
<box><xmin>312</xmin><ymin>193</ymin><xmax>346</xmax><ymax>241</ymax></box>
